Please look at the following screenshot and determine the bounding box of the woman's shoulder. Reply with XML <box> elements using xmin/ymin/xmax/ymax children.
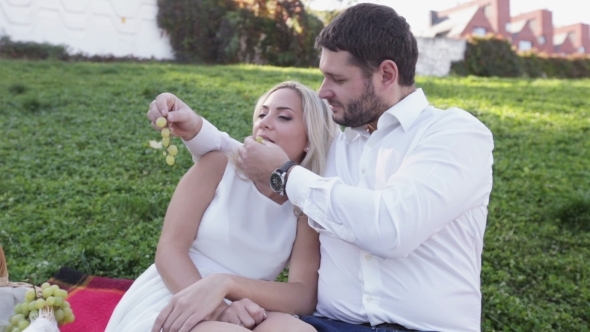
<box><xmin>196</xmin><ymin>151</ymin><xmax>228</xmax><ymax>172</ymax></box>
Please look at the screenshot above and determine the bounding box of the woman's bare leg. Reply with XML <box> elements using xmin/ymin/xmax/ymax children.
<box><xmin>253</xmin><ymin>312</ymin><xmax>316</xmax><ymax>332</ymax></box>
<box><xmin>190</xmin><ymin>321</ymin><xmax>250</xmax><ymax>332</ymax></box>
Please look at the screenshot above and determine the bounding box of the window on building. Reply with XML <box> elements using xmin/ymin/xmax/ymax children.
<box><xmin>505</xmin><ymin>23</ymin><xmax>511</xmax><ymax>32</ymax></box>
<box><xmin>484</xmin><ymin>5</ymin><xmax>492</xmax><ymax>19</ymax></box>
<box><xmin>568</xmin><ymin>32</ymin><xmax>577</xmax><ymax>42</ymax></box>
<box><xmin>528</xmin><ymin>19</ymin><xmax>537</xmax><ymax>32</ymax></box>
<box><xmin>519</xmin><ymin>40</ymin><xmax>533</xmax><ymax>51</ymax></box>
<box><xmin>473</xmin><ymin>27</ymin><xmax>487</xmax><ymax>37</ymax></box>
<box><xmin>579</xmin><ymin>46</ymin><xmax>586</xmax><ymax>53</ymax></box>
<box><xmin>538</xmin><ymin>36</ymin><xmax>546</xmax><ymax>45</ymax></box>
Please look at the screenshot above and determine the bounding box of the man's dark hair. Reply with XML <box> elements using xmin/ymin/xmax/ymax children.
<box><xmin>315</xmin><ymin>3</ymin><xmax>418</xmax><ymax>86</ymax></box>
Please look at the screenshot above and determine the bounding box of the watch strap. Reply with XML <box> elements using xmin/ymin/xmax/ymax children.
<box><xmin>278</xmin><ymin>160</ymin><xmax>298</xmax><ymax>174</ymax></box>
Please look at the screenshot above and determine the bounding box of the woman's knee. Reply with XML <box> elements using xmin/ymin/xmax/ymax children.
<box><xmin>254</xmin><ymin>312</ymin><xmax>316</xmax><ymax>332</ymax></box>
<box><xmin>190</xmin><ymin>321</ymin><xmax>249</xmax><ymax>332</ymax></box>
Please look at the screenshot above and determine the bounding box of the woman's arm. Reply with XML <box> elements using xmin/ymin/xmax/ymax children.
<box><xmin>155</xmin><ymin>151</ymin><xmax>228</xmax><ymax>294</ymax></box>
<box><xmin>151</xmin><ymin>215</ymin><xmax>319</xmax><ymax>332</ymax></box>
<box><xmin>202</xmin><ymin>215</ymin><xmax>320</xmax><ymax>316</ymax></box>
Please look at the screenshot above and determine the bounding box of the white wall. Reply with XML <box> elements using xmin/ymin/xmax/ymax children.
<box><xmin>0</xmin><ymin>0</ymin><xmax>174</xmax><ymax>59</ymax></box>
<box><xmin>0</xmin><ymin>1</ymin><xmax>466</xmax><ymax>75</ymax></box>
<box><xmin>416</xmin><ymin>37</ymin><xmax>466</xmax><ymax>77</ymax></box>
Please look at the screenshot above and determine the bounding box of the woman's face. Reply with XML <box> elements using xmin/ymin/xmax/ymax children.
<box><xmin>253</xmin><ymin>88</ymin><xmax>308</xmax><ymax>163</ymax></box>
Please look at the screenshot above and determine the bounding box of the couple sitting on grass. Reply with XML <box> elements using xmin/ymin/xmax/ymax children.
<box><xmin>106</xmin><ymin>4</ymin><xmax>494</xmax><ymax>332</ymax></box>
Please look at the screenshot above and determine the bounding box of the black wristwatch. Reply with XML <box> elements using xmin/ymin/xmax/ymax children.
<box><xmin>270</xmin><ymin>161</ymin><xmax>298</xmax><ymax>195</ymax></box>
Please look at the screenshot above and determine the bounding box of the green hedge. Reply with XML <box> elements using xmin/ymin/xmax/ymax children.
<box><xmin>157</xmin><ymin>0</ymin><xmax>323</xmax><ymax>67</ymax></box>
<box><xmin>452</xmin><ymin>35</ymin><xmax>590</xmax><ymax>78</ymax></box>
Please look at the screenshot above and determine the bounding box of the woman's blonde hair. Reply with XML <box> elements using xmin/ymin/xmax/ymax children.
<box><xmin>229</xmin><ymin>81</ymin><xmax>339</xmax><ymax>216</ymax></box>
<box><xmin>228</xmin><ymin>81</ymin><xmax>340</xmax><ymax>180</ymax></box>
<box><xmin>248</xmin><ymin>81</ymin><xmax>340</xmax><ymax>176</ymax></box>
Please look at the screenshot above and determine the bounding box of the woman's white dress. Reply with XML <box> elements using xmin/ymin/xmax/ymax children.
<box><xmin>105</xmin><ymin>164</ymin><xmax>297</xmax><ymax>332</ymax></box>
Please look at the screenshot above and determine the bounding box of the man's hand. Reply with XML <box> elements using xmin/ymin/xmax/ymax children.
<box><xmin>147</xmin><ymin>93</ymin><xmax>203</xmax><ymax>141</ymax></box>
<box><xmin>237</xmin><ymin>137</ymin><xmax>290</xmax><ymax>186</ymax></box>
<box><xmin>150</xmin><ymin>275</ymin><xmax>229</xmax><ymax>332</ymax></box>
<box><xmin>217</xmin><ymin>298</ymin><xmax>267</xmax><ymax>329</ymax></box>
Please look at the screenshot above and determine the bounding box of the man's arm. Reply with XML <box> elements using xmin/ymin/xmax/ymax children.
<box><xmin>287</xmin><ymin>111</ymin><xmax>494</xmax><ymax>259</ymax></box>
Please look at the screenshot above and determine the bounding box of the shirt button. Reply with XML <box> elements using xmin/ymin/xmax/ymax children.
<box><xmin>361</xmin><ymin>169</ymin><xmax>365</xmax><ymax>174</ymax></box>
<box><xmin>365</xmin><ymin>254</ymin><xmax>372</xmax><ymax>260</ymax></box>
<box><xmin>369</xmin><ymin>142</ymin><xmax>374</xmax><ymax>147</ymax></box>
<box><xmin>366</xmin><ymin>296</ymin><xmax>373</xmax><ymax>302</ymax></box>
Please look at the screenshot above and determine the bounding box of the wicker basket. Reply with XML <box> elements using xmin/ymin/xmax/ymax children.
<box><xmin>0</xmin><ymin>246</ymin><xmax>42</xmax><ymax>330</ymax></box>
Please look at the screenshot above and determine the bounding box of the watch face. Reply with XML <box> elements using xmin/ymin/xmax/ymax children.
<box><xmin>270</xmin><ymin>172</ymin><xmax>284</xmax><ymax>193</ymax></box>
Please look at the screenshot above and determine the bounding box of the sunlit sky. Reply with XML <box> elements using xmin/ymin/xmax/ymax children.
<box><xmin>306</xmin><ymin>0</ymin><xmax>590</xmax><ymax>35</ymax></box>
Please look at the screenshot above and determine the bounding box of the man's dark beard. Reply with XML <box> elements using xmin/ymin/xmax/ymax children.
<box><xmin>333</xmin><ymin>79</ymin><xmax>389</xmax><ymax>128</ymax></box>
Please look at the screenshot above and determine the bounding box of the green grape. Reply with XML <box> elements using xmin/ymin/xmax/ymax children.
<box><xmin>20</xmin><ymin>302</ymin><xmax>29</xmax><ymax>315</ymax></box>
<box><xmin>18</xmin><ymin>320</ymin><xmax>29</xmax><ymax>329</ymax></box>
<box><xmin>50</xmin><ymin>285</ymin><xmax>59</xmax><ymax>293</ymax></box>
<box><xmin>168</xmin><ymin>145</ymin><xmax>178</xmax><ymax>156</ymax></box>
<box><xmin>14</xmin><ymin>303</ymin><xmax>22</xmax><ymax>314</ymax></box>
<box><xmin>56</xmin><ymin>289</ymin><xmax>68</xmax><ymax>298</ymax></box>
<box><xmin>11</xmin><ymin>314</ymin><xmax>25</xmax><ymax>324</ymax></box>
<box><xmin>162</xmin><ymin>137</ymin><xmax>170</xmax><ymax>147</ymax></box>
<box><xmin>25</xmin><ymin>289</ymin><xmax>35</xmax><ymax>301</ymax></box>
<box><xmin>28</xmin><ymin>301</ymin><xmax>37</xmax><ymax>311</ymax></box>
<box><xmin>54</xmin><ymin>296</ymin><xmax>64</xmax><ymax>307</ymax></box>
<box><xmin>35</xmin><ymin>299</ymin><xmax>45</xmax><ymax>309</ymax></box>
<box><xmin>55</xmin><ymin>308</ymin><xmax>65</xmax><ymax>322</ymax></box>
<box><xmin>63</xmin><ymin>301</ymin><xmax>71</xmax><ymax>309</ymax></box>
<box><xmin>161</xmin><ymin>128</ymin><xmax>170</xmax><ymax>138</ymax></box>
<box><xmin>46</xmin><ymin>296</ymin><xmax>56</xmax><ymax>306</ymax></box>
<box><xmin>10</xmin><ymin>326</ymin><xmax>21</xmax><ymax>332</ymax></box>
<box><xmin>166</xmin><ymin>155</ymin><xmax>175</xmax><ymax>165</ymax></box>
<box><xmin>156</xmin><ymin>117</ymin><xmax>167</xmax><ymax>128</ymax></box>
<box><xmin>42</xmin><ymin>287</ymin><xmax>53</xmax><ymax>299</ymax></box>
<box><xmin>41</xmin><ymin>282</ymin><xmax>51</xmax><ymax>290</ymax></box>
<box><xmin>64</xmin><ymin>314</ymin><xmax>75</xmax><ymax>323</ymax></box>
<box><xmin>63</xmin><ymin>307</ymin><xmax>73</xmax><ymax>317</ymax></box>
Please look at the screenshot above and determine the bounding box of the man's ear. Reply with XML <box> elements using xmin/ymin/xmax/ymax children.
<box><xmin>378</xmin><ymin>60</ymin><xmax>398</xmax><ymax>90</ymax></box>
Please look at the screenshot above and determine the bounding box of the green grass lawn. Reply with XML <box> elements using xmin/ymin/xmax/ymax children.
<box><xmin>1</xmin><ymin>59</ymin><xmax>589</xmax><ymax>331</ymax></box>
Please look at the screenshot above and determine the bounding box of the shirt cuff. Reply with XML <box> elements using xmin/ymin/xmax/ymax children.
<box><xmin>286</xmin><ymin>167</ymin><xmax>357</xmax><ymax>242</ymax></box>
<box><xmin>285</xmin><ymin>165</ymin><xmax>321</xmax><ymax>208</ymax></box>
<box><xmin>182</xmin><ymin>118</ymin><xmax>222</xmax><ymax>162</ymax></box>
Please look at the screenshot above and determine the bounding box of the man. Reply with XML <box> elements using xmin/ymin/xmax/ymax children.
<box><xmin>149</xmin><ymin>4</ymin><xmax>493</xmax><ymax>332</ymax></box>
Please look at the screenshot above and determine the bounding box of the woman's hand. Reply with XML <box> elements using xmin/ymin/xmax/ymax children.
<box><xmin>218</xmin><ymin>298</ymin><xmax>267</xmax><ymax>329</ymax></box>
<box><xmin>148</xmin><ymin>93</ymin><xmax>203</xmax><ymax>141</ymax></box>
<box><xmin>150</xmin><ymin>274</ymin><xmax>229</xmax><ymax>332</ymax></box>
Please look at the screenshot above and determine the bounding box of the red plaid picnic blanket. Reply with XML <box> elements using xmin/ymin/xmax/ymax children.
<box><xmin>49</xmin><ymin>267</ymin><xmax>134</xmax><ymax>332</ymax></box>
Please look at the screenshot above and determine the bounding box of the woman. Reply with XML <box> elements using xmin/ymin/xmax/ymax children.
<box><xmin>106</xmin><ymin>81</ymin><xmax>340</xmax><ymax>332</ymax></box>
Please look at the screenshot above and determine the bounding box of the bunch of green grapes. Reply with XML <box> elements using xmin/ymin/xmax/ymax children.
<box><xmin>6</xmin><ymin>283</ymin><xmax>75</xmax><ymax>331</ymax></box>
<box><xmin>156</xmin><ymin>117</ymin><xmax>179</xmax><ymax>166</ymax></box>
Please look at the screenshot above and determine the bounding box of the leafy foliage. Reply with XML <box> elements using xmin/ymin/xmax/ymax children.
<box><xmin>451</xmin><ymin>34</ymin><xmax>523</xmax><ymax>77</ymax></box>
<box><xmin>0</xmin><ymin>36</ymin><xmax>69</xmax><ymax>60</ymax></box>
<box><xmin>157</xmin><ymin>0</ymin><xmax>323</xmax><ymax>66</ymax></box>
<box><xmin>1</xmin><ymin>60</ymin><xmax>589</xmax><ymax>331</ymax></box>
<box><xmin>452</xmin><ymin>35</ymin><xmax>590</xmax><ymax>79</ymax></box>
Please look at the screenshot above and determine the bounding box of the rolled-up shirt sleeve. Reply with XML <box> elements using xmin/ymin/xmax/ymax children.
<box><xmin>182</xmin><ymin>118</ymin><xmax>241</xmax><ymax>162</ymax></box>
<box><xmin>286</xmin><ymin>112</ymin><xmax>494</xmax><ymax>259</ymax></box>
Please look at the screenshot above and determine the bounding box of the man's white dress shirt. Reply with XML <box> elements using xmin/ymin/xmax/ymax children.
<box><xmin>184</xmin><ymin>89</ymin><xmax>494</xmax><ymax>332</ymax></box>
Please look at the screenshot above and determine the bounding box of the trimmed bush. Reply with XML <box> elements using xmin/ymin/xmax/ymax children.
<box><xmin>0</xmin><ymin>36</ymin><xmax>69</xmax><ymax>60</ymax></box>
<box><xmin>452</xmin><ymin>35</ymin><xmax>590</xmax><ymax>78</ymax></box>
<box><xmin>451</xmin><ymin>34</ymin><xmax>523</xmax><ymax>77</ymax></box>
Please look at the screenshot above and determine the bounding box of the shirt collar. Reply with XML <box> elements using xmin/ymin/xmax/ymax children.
<box><xmin>344</xmin><ymin>88</ymin><xmax>429</xmax><ymax>143</ymax></box>
<box><xmin>378</xmin><ymin>88</ymin><xmax>429</xmax><ymax>132</ymax></box>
